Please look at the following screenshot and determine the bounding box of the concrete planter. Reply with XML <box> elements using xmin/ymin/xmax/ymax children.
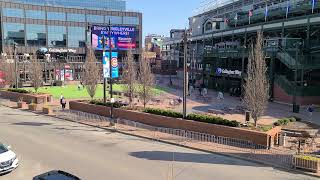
<box><xmin>43</xmin><ymin>107</ymin><xmax>53</xmax><ymax>115</ymax></box>
<box><xmin>28</xmin><ymin>104</ymin><xmax>38</xmax><ymax>111</ymax></box>
<box><xmin>293</xmin><ymin>156</ymin><xmax>320</xmax><ymax>173</ymax></box>
<box><xmin>0</xmin><ymin>90</ymin><xmax>50</xmax><ymax>104</ymax></box>
<box><xmin>17</xmin><ymin>101</ymin><xmax>27</xmax><ymax>109</ymax></box>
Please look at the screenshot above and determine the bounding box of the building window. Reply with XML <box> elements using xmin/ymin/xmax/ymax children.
<box><xmin>26</xmin><ymin>10</ymin><xmax>45</xmax><ymax>20</ymax></box>
<box><xmin>48</xmin><ymin>26</ymin><xmax>66</xmax><ymax>47</ymax></box>
<box><xmin>106</xmin><ymin>16</ymin><xmax>122</xmax><ymax>24</ymax></box>
<box><xmin>47</xmin><ymin>12</ymin><xmax>66</xmax><ymax>21</ymax></box>
<box><xmin>3</xmin><ymin>8</ymin><xmax>24</xmax><ymax>18</ymax></box>
<box><xmin>26</xmin><ymin>24</ymin><xmax>46</xmax><ymax>46</ymax></box>
<box><xmin>123</xmin><ymin>16</ymin><xmax>139</xmax><ymax>25</ymax></box>
<box><xmin>205</xmin><ymin>21</ymin><xmax>213</xmax><ymax>31</ymax></box>
<box><xmin>67</xmin><ymin>13</ymin><xmax>86</xmax><ymax>22</ymax></box>
<box><xmin>68</xmin><ymin>27</ymin><xmax>86</xmax><ymax>48</ymax></box>
<box><xmin>3</xmin><ymin>23</ymin><xmax>25</xmax><ymax>45</ymax></box>
<box><xmin>86</xmin><ymin>15</ymin><xmax>104</xmax><ymax>23</ymax></box>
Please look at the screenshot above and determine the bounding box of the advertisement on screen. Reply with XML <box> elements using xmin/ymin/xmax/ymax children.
<box><xmin>91</xmin><ymin>25</ymin><xmax>136</xmax><ymax>50</ymax></box>
<box><xmin>102</xmin><ymin>52</ymin><xmax>119</xmax><ymax>78</ymax></box>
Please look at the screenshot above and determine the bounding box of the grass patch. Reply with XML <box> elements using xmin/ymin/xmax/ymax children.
<box><xmin>23</xmin><ymin>84</ymin><xmax>168</xmax><ymax>99</ymax></box>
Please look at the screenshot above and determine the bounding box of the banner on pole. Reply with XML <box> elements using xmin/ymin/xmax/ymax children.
<box><xmin>102</xmin><ymin>52</ymin><xmax>119</xmax><ymax>78</ymax></box>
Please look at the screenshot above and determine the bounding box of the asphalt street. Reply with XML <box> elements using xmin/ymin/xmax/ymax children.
<box><xmin>0</xmin><ymin>106</ymin><xmax>317</xmax><ymax>180</ymax></box>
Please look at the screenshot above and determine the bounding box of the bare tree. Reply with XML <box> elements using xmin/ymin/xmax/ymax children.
<box><xmin>83</xmin><ymin>46</ymin><xmax>100</xmax><ymax>99</ymax></box>
<box><xmin>29</xmin><ymin>54</ymin><xmax>43</xmax><ymax>92</ymax></box>
<box><xmin>138</xmin><ymin>52</ymin><xmax>154</xmax><ymax>109</ymax></box>
<box><xmin>122</xmin><ymin>49</ymin><xmax>137</xmax><ymax>106</ymax></box>
<box><xmin>1</xmin><ymin>47</ymin><xmax>16</xmax><ymax>88</ymax></box>
<box><xmin>243</xmin><ymin>31</ymin><xmax>269</xmax><ymax>127</ymax></box>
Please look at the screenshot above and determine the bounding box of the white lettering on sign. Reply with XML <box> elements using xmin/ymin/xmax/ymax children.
<box><xmin>221</xmin><ymin>69</ymin><xmax>242</xmax><ymax>76</ymax></box>
<box><xmin>49</xmin><ymin>48</ymin><xmax>76</xmax><ymax>53</ymax></box>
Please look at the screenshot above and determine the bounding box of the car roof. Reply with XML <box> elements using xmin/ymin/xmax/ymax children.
<box><xmin>33</xmin><ymin>170</ymin><xmax>81</xmax><ymax>180</ymax></box>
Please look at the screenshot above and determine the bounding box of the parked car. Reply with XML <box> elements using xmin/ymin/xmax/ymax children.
<box><xmin>0</xmin><ymin>143</ymin><xmax>19</xmax><ymax>175</ymax></box>
<box><xmin>33</xmin><ymin>170</ymin><xmax>81</xmax><ymax>180</ymax></box>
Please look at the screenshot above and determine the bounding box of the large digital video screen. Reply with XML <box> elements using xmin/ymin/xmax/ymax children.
<box><xmin>91</xmin><ymin>25</ymin><xmax>136</xmax><ymax>50</ymax></box>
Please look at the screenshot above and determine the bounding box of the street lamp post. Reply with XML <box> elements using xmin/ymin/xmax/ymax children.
<box><xmin>183</xmin><ymin>30</ymin><xmax>188</xmax><ymax>118</ymax></box>
<box><xmin>108</xmin><ymin>20</ymin><xmax>114</xmax><ymax>119</ymax></box>
<box><xmin>169</xmin><ymin>46</ymin><xmax>173</xmax><ymax>86</ymax></box>
<box><xmin>102</xmin><ymin>35</ymin><xmax>107</xmax><ymax>103</ymax></box>
<box><xmin>293</xmin><ymin>42</ymin><xmax>300</xmax><ymax>113</ymax></box>
<box><xmin>13</xmin><ymin>43</ymin><xmax>18</xmax><ymax>89</ymax></box>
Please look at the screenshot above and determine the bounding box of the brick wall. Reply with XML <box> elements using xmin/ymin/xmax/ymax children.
<box><xmin>273</xmin><ymin>85</ymin><xmax>320</xmax><ymax>105</ymax></box>
<box><xmin>0</xmin><ymin>90</ymin><xmax>51</xmax><ymax>104</ymax></box>
<box><xmin>69</xmin><ymin>101</ymin><xmax>281</xmax><ymax>146</ymax></box>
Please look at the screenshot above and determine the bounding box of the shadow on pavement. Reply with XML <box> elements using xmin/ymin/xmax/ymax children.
<box><xmin>12</xmin><ymin>122</ymin><xmax>52</xmax><ymax>126</ymax></box>
<box><xmin>129</xmin><ymin>151</ymin><xmax>267</xmax><ymax>167</ymax></box>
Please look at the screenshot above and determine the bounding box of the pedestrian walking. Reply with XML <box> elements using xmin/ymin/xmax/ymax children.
<box><xmin>60</xmin><ymin>93</ymin><xmax>64</xmax><ymax>105</ymax></box>
<box><xmin>61</xmin><ymin>97</ymin><xmax>66</xmax><ymax>110</ymax></box>
<box><xmin>307</xmin><ymin>104</ymin><xmax>315</xmax><ymax>120</ymax></box>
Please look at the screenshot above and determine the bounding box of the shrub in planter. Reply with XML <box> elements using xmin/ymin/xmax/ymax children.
<box><xmin>274</xmin><ymin>117</ymin><xmax>295</xmax><ymax>126</ymax></box>
<box><xmin>143</xmin><ymin>108</ymin><xmax>183</xmax><ymax>118</ymax></box>
<box><xmin>89</xmin><ymin>100</ymin><xmax>126</xmax><ymax>108</ymax></box>
<box><xmin>7</xmin><ymin>88</ymin><xmax>29</xmax><ymax>94</ymax></box>
<box><xmin>186</xmin><ymin>113</ymin><xmax>240</xmax><ymax>127</ymax></box>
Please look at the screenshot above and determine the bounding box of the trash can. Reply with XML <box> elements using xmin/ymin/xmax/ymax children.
<box><xmin>245</xmin><ymin>111</ymin><xmax>250</xmax><ymax>122</ymax></box>
<box><xmin>293</xmin><ymin>104</ymin><xmax>300</xmax><ymax>113</ymax></box>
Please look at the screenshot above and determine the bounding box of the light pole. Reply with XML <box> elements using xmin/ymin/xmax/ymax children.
<box><xmin>192</xmin><ymin>48</ymin><xmax>195</xmax><ymax>84</ymax></box>
<box><xmin>108</xmin><ymin>19</ymin><xmax>114</xmax><ymax>119</ymax></box>
<box><xmin>293</xmin><ymin>42</ymin><xmax>301</xmax><ymax>113</ymax></box>
<box><xmin>102</xmin><ymin>35</ymin><xmax>107</xmax><ymax>103</ymax></box>
<box><xmin>13</xmin><ymin>43</ymin><xmax>18</xmax><ymax>89</ymax></box>
<box><xmin>183</xmin><ymin>30</ymin><xmax>188</xmax><ymax>118</ymax></box>
<box><xmin>169</xmin><ymin>46</ymin><xmax>173</xmax><ymax>86</ymax></box>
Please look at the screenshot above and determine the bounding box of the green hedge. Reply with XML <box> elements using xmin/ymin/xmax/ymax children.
<box><xmin>89</xmin><ymin>100</ymin><xmax>126</xmax><ymax>108</ymax></box>
<box><xmin>274</xmin><ymin>116</ymin><xmax>298</xmax><ymax>126</ymax></box>
<box><xmin>186</xmin><ymin>113</ymin><xmax>240</xmax><ymax>127</ymax></box>
<box><xmin>143</xmin><ymin>108</ymin><xmax>183</xmax><ymax>118</ymax></box>
<box><xmin>143</xmin><ymin>108</ymin><xmax>240</xmax><ymax>127</ymax></box>
<box><xmin>7</xmin><ymin>88</ymin><xmax>29</xmax><ymax>94</ymax></box>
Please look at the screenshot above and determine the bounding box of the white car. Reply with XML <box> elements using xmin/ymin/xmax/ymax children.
<box><xmin>0</xmin><ymin>143</ymin><xmax>19</xmax><ymax>174</ymax></box>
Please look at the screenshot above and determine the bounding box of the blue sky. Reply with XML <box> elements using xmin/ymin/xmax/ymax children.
<box><xmin>126</xmin><ymin>0</ymin><xmax>200</xmax><ymax>38</ymax></box>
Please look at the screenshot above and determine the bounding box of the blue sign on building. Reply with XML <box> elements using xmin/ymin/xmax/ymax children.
<box><xmin>102</xmin><ymin>52</ymin><xmax>119</xmax><ymax>78</ymax></box>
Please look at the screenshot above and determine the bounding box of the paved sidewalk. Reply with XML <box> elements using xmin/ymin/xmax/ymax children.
<box><xmin>155</xmin><ymin>78</ymin><xmax>320</xmax><ymax>126</ymax></box>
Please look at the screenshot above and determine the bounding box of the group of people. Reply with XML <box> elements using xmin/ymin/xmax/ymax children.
<box><xmin>188</xmin><ymin>83</ymin><xmax>207</xmax><ymax>97</ymax></box>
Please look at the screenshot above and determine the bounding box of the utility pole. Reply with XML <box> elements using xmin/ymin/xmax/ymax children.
<box><xmin>183</xmin><ymin>30</ymin><xmax>188</xmax><ymax>118</ymax></box>
<box><xmin>13</xmin><ymin>43</ymin><xmax>18</xmax><ymax>89</ymax></box>
<box><xmin>108</xmin><ymin>19</ymin><xmax>114</xmax><ymax>119</ymax></box>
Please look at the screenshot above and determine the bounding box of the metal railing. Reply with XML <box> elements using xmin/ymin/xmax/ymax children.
<box><xmin>54</xmin><ymin>109</ymin><xmax>296</xmax><ymax>169</ymax></box>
